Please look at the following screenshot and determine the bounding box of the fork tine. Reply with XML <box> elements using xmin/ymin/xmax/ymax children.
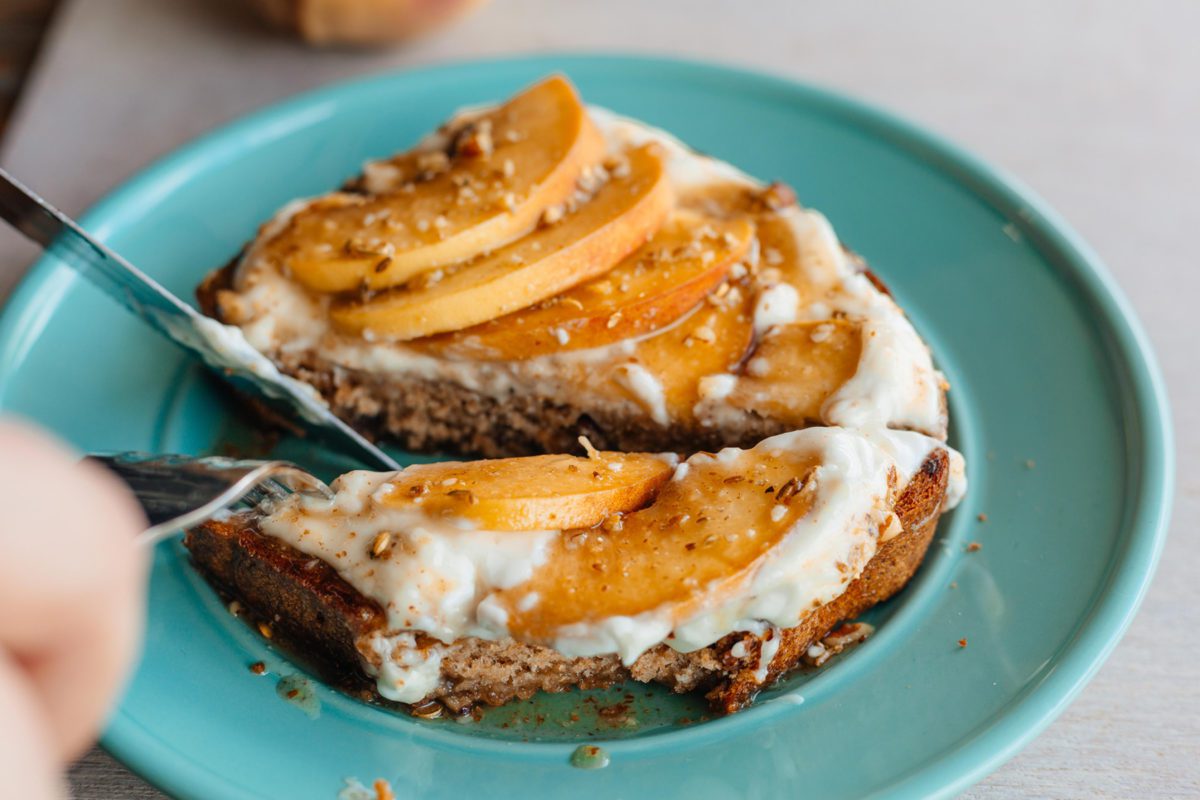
<box><xmin>240</xmin><ymin>487</ymin><xmax>271</xmax><ymax>509</ymax></box>
<box><xmin>94</xmin><ymin>452</ymin><xmax>332</xmax><ymax>546</ymax></box>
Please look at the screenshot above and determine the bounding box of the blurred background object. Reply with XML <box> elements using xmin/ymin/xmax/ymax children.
<box><xmin>248</xmin><ymin>0</ymin><xmax>488</xmax><ymax>46</ymax></box>
<box><xmin>0</xmin><ymin>0</ymin><xmax>59</xmax><ymax>135</ymax></box>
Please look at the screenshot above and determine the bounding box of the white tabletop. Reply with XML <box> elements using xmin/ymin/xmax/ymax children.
<box><xmin>2</xmin><ymin>1</ymin><xmax>1196</xmax><ymax>797</ymax></box>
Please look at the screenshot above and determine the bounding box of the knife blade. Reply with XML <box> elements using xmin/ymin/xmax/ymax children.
<box><xmin>0</xmin><ymin>167</ymin><xmax>400</xmax><ymax>471</ymax></box>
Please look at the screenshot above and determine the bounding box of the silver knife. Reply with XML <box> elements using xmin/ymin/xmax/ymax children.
<box><xmin>0</xmin><ymin>167</ymin><xmax>400</xmax><ymax>471</ymax></box>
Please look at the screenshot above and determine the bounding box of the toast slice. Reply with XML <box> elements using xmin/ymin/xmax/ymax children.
<box><xmin>185</xmin><ymin>431</ymin><xmax>957</xmax><ymax>716</ymax></box>
<box><xmin>199</xmin><ymin>79</ymin><xmax>949</xmax><ymax>457</ymax></box>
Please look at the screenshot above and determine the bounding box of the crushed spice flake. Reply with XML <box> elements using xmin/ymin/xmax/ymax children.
<box><xmin>249</xmin><ymin>661</ymin><xmax>267</xmax><ymax>675</ymax></box>
<box><xmin>966</xmin><ymin>541</ymin><xmax>982</xmax><ymax>552</ymax></box>
<box><xmin>958</xmin><ymin>638</ymin><xmax>968</xmax><ymax>649</ymax></box>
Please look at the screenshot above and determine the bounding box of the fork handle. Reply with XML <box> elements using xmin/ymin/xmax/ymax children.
<box><xmin>87</xmin><ymin>453</ymin><xmax>275</xmax><ymax>528</ymax></box>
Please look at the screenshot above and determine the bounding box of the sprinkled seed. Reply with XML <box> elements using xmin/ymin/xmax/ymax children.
<box><xmin>258</xmin><ymin>622</ymin><xmax>273</xmax><ymax>639</ymax></box>
<box><xmin>374</xmin><ymin>256</ymin><xmax>392</xmax><ymax>274</ymax></box>
<box><xmin>760</xmin><ymin>181</ymin><xmax>798</xmax><ymax>210</ymax></box>
<box><xmin>371</xmin><ymin>532</ymin><xmax>393</xmax><ymax>558</ymax></box>
<box><xmin>578</xmin><ymin>435</ymin><xmax>600</xmax><ymax>460</ymax></box>
<box><xmin>723</xmin><ymin>475</ymin><xmax>745</xmax><ymax>484</ymax></box>
<box><xmin>776</xmin><ymin>476</ymin><xmax>801</xmax><ymax>503</ymax></box>
<box><xmin>447</xmin><ymin>489</ymin><xmax>478</xmax><ymax>505</ymax></box>
<box><xmin>343</xmin><ymin>240</ymin><xmax>378</xmax><ymax>258</ymax></box>
<box><xmin>410</xmin><ymin>700</ymin><xmax>444</xmax><ymax>719</ymax></box>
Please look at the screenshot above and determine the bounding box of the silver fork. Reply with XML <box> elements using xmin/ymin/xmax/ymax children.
<box><xmin>88</xmin><ymin>453</ymin><xmax>334</xmax><ymax>547</ymax></box>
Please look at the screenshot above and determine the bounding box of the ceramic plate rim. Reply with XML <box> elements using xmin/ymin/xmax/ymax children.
<box><xmin>0</xmin><ymin>53</ymin><xmax>1174</xmax><ymax>799</ymax></box>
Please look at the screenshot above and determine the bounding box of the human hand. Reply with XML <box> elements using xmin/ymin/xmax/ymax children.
<box><xmin>0</xmin><ymin>420</ymin><xmax>148</xmax><ymax>798</ymax></box>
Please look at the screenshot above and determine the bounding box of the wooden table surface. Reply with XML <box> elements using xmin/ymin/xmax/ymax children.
<box><xmin>1</xmin><ymin>1</ymin><xmax>1196</xmax><ymax>797</ymax></box>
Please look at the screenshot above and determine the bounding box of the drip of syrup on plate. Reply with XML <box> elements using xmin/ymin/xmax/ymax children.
<box><xmin>275</xmin><ymin>674</ymin><xmax>320</xmax><ymax>718</ymax></box>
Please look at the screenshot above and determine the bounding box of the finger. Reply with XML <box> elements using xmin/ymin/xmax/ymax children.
<box><xmin>0</xmin><ymin>650</ymin><xmax>68</xmax><ymax>799</ymax></box>
<box><xmin>0</xmin><ymin>421</ymin><xmax>148</xmax><ymax>761</ymax></box>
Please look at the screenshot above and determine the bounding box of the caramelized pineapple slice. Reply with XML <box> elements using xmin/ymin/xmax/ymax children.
<box><xmin>727</xmin><ymin>320</ymin><xmax>862</xmax><ymax>421</ymax></box>
<box><xmin>497</xmin><ymin>448</ymin><xmax>821</xmax><ymax>639</ymax></box>
<box><xmin>415</xmin><ymin>213</ymin><xmax>753</xmax><ymax>360</ymax></box>
<box><xmin>330</xmin><ymin>144</ymin><xmax>673</xmax><ymax>340</ymax></box>
<box><xmin>613</xmin><ymin>290</ymin><xmax>756</xmax><ymax>422</ymax></box>
<box><xmin>271</xmin><ymin>76</ymin><xmax>606</xmax><ymax>292</ymax></box>
<box><xmin>379</xmin><ymin>451</ymin><xmax>674</xmax><ymax>531</ymax></box>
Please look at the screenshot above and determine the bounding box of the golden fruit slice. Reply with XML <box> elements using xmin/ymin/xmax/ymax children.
<box><xmin>270</xmin><ymin>75</ymin><xmax>606</xmax><ymax>292</ymax></box>
<box><xmin>727</xmin><ymin>320</ymin><xmax>862</xmax><ymax>421</ymax></box>
<box><xmin>330</xmin><ymin>144</ymin><xmax>673</xmax><ymax>340</ymax></box>
<box><xmin>612</xmin><ymin>290</ymin><xmax>756</xmax><ymax>422</ymax></box>
<box><xmin>379</xmin><ymin>451</ymin><xmax>674</xmax><ymax>531</ymax></box>
<box><xmin>496</xmin><ymin>447</ymin><xmax>821</xmax><ymax>639</ymax></box>
<box><xmin>416</xmin><ymin>213</ymin><xmax>753</xmax><ymax>360</ymax></box>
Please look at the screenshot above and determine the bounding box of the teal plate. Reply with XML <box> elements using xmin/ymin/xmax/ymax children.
<box><xmin>0</xmin><ymin>56</ymin><xmax>1172</xmax><ymax>799</ymax></box>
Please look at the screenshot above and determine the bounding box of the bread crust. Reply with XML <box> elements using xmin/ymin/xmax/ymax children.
<box><xmin>184</xmin><ymin>449</ymin><xmax>948</xmax><ymax>715</ymax></box>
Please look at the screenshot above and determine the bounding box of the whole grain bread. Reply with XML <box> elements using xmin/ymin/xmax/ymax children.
<box><xmin>198</xmin><ymin>260</ymin><xmax>916</xmax><ymax>456</ymax></box>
